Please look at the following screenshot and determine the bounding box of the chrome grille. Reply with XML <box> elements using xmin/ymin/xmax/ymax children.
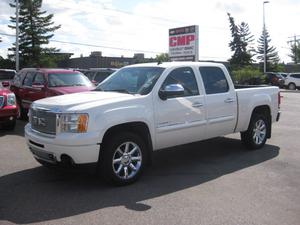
<box><xmin>31</xmin><ymin>108</ymin><xmax>57</xmax><ymax>135</ymax></box>
<box><xmin>0</xmin><ymin>96</ymin><xmax>3</xmax><ymax>108</ymax></box>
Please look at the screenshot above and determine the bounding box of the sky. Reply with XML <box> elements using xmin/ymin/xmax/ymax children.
<box><xmin>0</xmin><ymin>0</ymin><xmax>299</xmax><ymax>63</ymax></box>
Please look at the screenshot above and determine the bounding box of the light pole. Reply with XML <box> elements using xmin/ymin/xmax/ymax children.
<box><xmin>15</xmin><ymin>0</ymin><xmax>19</xmax><ymax>72</ymax></box>
<box><xmin>263</xmin><ymin>1</ymin><xmax>269</xmax><ymax>73</ymax></box>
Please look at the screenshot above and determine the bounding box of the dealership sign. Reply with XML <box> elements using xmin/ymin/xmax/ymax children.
<box><xmin>169</xmin><ymin>25</ymin><xmax>199</xmax><ymax>61</ymax></box>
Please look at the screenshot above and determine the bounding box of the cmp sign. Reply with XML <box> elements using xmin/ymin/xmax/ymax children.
<box><xmin>168</xmin><ymin>25</ymin><xmax>199</xmax><ymax>61</ymax></box>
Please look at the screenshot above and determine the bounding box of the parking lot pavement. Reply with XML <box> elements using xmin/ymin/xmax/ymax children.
<box><xmin>0</xmin><ymin>92</ymin><xmax>300</xmax><ymax>225</ymax></box>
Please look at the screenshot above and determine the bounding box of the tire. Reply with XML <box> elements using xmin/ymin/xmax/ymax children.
<box><xmin>4</xmin><ymin>119</ymin><xmax>16</xmax><ymax>130</ymax></box>
<box><xmin>241</xmin><ymin>114</ymin><xmax>268</xmax><ymax>150</ymax></box>
<box><xmin>288</xmin><ymin>83</ymin><xmax>296</xmax><ymax>90</ymax></box>
<box><xmin>99</xmin><ymin>132</ymin><xmax>147</xmax><ymax>185</ymax></box>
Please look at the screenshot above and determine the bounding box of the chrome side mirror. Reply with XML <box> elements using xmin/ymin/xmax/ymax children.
<box><xmin>159</xmin><ymin>84</ymin><xmax>184</xmax><ymax>100</ymax></box>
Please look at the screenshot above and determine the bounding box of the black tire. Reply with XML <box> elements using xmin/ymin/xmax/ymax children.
<box><xmin>288</xmin><ymin>83</ymin><xmax>296</xmax><ymax>90</ymax></box>
<box><xmin>241</xmin><ymin>114</ymin><xmax>269</xmax><ymax>150</ymax></box>
<box><xmin>99</xmin><ymin>132</ymin><xmax>147</xmax><ymax>185</ymax></box>
<box><xmin>4</xmin><ymin>119</ymin><xmax>16</xmax><ymax>130</ymax></box>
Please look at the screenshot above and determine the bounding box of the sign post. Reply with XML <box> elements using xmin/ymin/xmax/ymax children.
<box><xmin>168</xmin><ymin>25</ymin><xmax>199</xmax><ymax>62</ymax></box>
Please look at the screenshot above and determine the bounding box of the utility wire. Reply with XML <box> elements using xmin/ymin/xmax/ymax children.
<box><xmin>0</xmin><ymin>32</ymin><xmax>163</xmax><ymax>54</ymax></box>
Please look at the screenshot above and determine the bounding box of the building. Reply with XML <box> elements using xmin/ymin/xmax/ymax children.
<box><xmin>57</xmin><ymin>52</ymin><xmax>155</xmax><ymax>69</ymax></box>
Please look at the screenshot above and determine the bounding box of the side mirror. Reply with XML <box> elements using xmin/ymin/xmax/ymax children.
<box><xmin>32</xmin><ymin>83</ymin><xmax>44</xmax><ymax>89</ymax></box>
<box><xmin>159</xmin><ymin>84</ymin><xmax>184</xmax><ymax>100</ymax></box>
<box><xmin>2</xmin><ymin>81</ymin><xmax>10</xmax><ymax>87</ymax></box>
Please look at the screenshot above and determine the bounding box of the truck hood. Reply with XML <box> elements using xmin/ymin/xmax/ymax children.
<box><xmin>32</xmin><ymin>91</ymin><xmax>136</xmax><ymax>111</ymax></box>
<box><xmin>49</xmin><ymin>86</ymin><xmax>94</xmax><ymax>95</ymax></box>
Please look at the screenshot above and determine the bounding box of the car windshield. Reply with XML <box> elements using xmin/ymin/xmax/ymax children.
<box><xmin>0</xmin><ymin>71</ymin><xmax>15</xmax><ymax>80</ymax></box>
<box><xmin>48</xmin><ymin>73</ymin><xmax>93</xmax><ymax>87</ymax></box>
<box><xmin>95</xmin><ymin>67</ymin><xmax>165</xmax><ymax>95</ymax></box>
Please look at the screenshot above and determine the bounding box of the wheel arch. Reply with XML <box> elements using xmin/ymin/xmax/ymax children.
<box><xmin>100</xmin><ymin>121</ymin><xmax>153</xmax><ymax>164</ymax></box>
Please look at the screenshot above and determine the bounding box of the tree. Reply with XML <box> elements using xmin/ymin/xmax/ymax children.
<box><xmin>8</xmin><ymin>0</ymin><xmax>61</xmax><ymax>67</ymax></box>
<box><xmin>227</xmin><ymin>13</ymin><xmax>254</xmax><ymax>68</ymax></box>
<box><xmin>256</xmin><ymin>28</ymin><xmax>280</xmax><ymax>71</ymax></box>
<box><xmin>155</xmin><ymin>53</ymin><xmax>170</xmax><ymax>63</ymax></box>
<box><xmin>289</xmin><ymin>42</ymin><xmax>300</xmax><ymax>64</ymax></box>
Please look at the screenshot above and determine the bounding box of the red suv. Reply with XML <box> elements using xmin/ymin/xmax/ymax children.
<box><xmin>10</xmin><ymin>68</ymin><xmax>94</xmax><ymax>118</ymax></box>
<box><xmin>0</xmin><ymin>87</ymin><xmax>18</xmax><ymax>130</ymax></box>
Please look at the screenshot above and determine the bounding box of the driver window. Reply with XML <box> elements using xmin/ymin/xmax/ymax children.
<box><xmin>161</xmin><ymin>67</ymin><xmax>199</xmax><ymax>97</ymax></box>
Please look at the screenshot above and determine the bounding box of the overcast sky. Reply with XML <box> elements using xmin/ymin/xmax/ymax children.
<box><xmin>0</xmin><ymin>0</ymin><xmax>299</xmax><ymax>63</ymax></box>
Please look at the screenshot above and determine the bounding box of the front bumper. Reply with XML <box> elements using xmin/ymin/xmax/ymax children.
<box><xmin>0</xmin><ymin>105</ymin><xmax>18</xmax><ymax>123</ymax></box>
<box><xmin>25</xmin><ymin>124</ymin><xmax>100</xmax><ymax>164</ymax></box>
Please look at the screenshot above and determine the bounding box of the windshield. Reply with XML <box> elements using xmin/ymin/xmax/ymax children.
<box><xmin>0</xmin><ymin>71</ymin><xmax>15</xmax><ymax>80</ymax></box>
<box><xmin>48</xmin><ymin>73</ymin><xmax>93</xmax><ymax>87</ymax></box>
<box><xmin>95</xmin><ymin>67</ymin><xmax>165</xmax><ymax>95</ymax></box>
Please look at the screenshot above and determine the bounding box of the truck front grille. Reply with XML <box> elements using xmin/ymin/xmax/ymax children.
<box><xmin>31</xmin><ymin>108</ymin><xmax>57</xmax><ymax>135</ymax></box>
<box><xmin>0</xmin><ymin>96</ymin><xmax>4</xmax><ymax>108</ymax></box>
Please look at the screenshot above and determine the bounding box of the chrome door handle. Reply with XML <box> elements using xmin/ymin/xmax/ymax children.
<box><xmin>192</xmin><ymin>102</ymin><xmax>204</xmax><ymax>108</ymax></box>
<box><xmin>224</xmin><ymin>98</ymin><xmax>234</xmax><ymax>103</ymax></box>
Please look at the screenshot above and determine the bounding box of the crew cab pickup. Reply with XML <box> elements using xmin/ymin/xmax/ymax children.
<box><xmin>25</xmin><ymin>62</ymin><xmax>281</xmax><ymax>185</ymax></box>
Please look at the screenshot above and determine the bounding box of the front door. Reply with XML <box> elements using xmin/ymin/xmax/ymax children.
<box><xmin>154</xmin><ymin>67</ymin><xmax>206</xmax><ymax>150</ymax></box>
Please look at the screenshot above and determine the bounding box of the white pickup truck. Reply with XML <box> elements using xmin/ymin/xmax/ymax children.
<box><xmin>25</xmin><ymin>62</ymin><xmax>281</xmax><ymax>185</ymax></box>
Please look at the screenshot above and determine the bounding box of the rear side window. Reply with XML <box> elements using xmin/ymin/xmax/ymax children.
<box><xmin>162</xmin><ymin>67</ymin><xmax>199</xmax><ymax>97</ymax></box>
<box><xmin>199</xmin><ymin>67</ymin><xmax>229</xmax><ymax>94</ymax></box>
<box><xmin>23</xmin><ymin>72</ymin><xmax>36</xmax><ymax>87</ymax></box>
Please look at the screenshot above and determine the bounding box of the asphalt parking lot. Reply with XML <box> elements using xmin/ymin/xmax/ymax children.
<box><xmin>0</xmin><ymin>92</ymin><xmax>300</xmax><ymax>225</ymax></box>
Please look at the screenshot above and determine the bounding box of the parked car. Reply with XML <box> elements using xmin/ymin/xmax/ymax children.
<box><xmin>0</xmin><ymin>69</ymin><xmax>16</xmax><ymax>88</ymax></box>
<box><xmin>278</xmin><ymin>73</ymin><xmax>289</xmax><ymax>79</ymax></box>
<box><xmin>0</xmin><ymin>87</ymin><xmax>18</xmax><ymax>130</ymax></box>
<box><xmin>83</xmin><ymin>68</ymin><xmax>117</xmax><ymax>85</ymax></box>
<box><xmin>264</xmin><ymin>72</ymin><xmax>285</xmax><ymax>88</ymax></box>
<box><xmin>10</xmin><ymin>68</ymin><xmax>94</xmax><ymax>118</ymax></box>
<box><xmin>284</xmin><ymin>73</ymin><xmax>300</xmax><ymax>90</ymax></box>
<box><xmin>25</xmin><ymin>62</ymin><xmax>280</xmax><ymax>185</ymax></box>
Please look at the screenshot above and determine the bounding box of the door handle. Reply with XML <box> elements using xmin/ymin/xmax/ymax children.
<box><xmin>224</xmin><ymin>98</ymin><xmax>234</xmax><ymax>103</ymax></box>
<box><xmin>192</xmin><ymin>102</ymin><xmax>204</xmax><ymax>108</ymax></box>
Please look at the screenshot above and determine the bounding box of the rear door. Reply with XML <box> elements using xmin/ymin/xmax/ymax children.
<box><xmin>199</xmin><ymin>66</ymin><xmax>237</xmax><ymax>138</ymax></box>
<box><xmin>154</xmin><ymin>66</ymin><xmax>206</xmax><ymax>149</ymax></box>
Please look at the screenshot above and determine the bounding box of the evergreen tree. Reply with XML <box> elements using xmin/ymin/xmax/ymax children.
<box><xmin>227</xmin><ymin>13</ymin><xmax>254</xmax><ymax>68</ymax></box>
<box><xmin>8</xmin><ymin>0</ymin><xmax>61</xmax><ymax>67</ymax></box>
<box><xmin>256</xmin><ymin>28</ymin><xmax>280</xmax><ymax>71</ymax></box>
<box><xmin>289</xmin><ymin>42</ymin><xmax>300</xmax><ymax>64</ymax></box>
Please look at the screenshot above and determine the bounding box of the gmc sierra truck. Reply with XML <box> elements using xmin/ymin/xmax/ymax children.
<box><xmin>25</xmin><ymin>62</ymin><xmax>281</xmax><ymax>185</ymax></box>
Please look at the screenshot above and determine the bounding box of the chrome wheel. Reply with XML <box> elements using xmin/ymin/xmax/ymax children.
<box><xmin>112</xmin><ymin>141</ymin><xmax>142</xmax><ymax>180</ymax></box>
<box><xmin>252</xmin><ymin>119</ymin><xmax>266</xmax><ymax>145</ymax></box>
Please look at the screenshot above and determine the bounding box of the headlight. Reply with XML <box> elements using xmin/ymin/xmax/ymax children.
<box><xmin>59</xmin><ymin>113</ymin><xmax>89</xmax><ymax>133</ymax></box>
<box><xmin>7</xmin><ymin>93</ymin><xmax>16</xmax><ymax>106</ymax></box>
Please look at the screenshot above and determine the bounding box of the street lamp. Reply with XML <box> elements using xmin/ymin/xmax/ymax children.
<box><xmin>15</xmin><ymin>0</ymin><xmax>19</xmax><ymax>72</ymax></box>
<box><xmin>263</xmin><ymin>1</ymin><xmax>270</xmax><ymax>73</ymax></box>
